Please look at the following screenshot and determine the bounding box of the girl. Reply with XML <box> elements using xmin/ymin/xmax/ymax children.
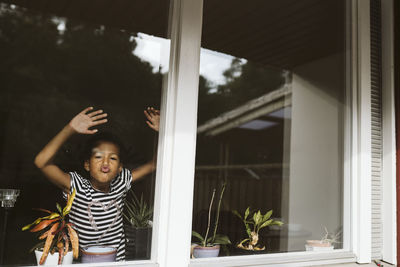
<box><xmin>34</xmin><ymin>107</ymin><xmax>159</xmax><ymax>261</ymax></box>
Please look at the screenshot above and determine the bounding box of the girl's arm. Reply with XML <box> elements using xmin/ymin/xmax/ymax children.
<box><xmin>131</xmin><ymin>107</ymin><xmax>159</xmax><ymax>182</ymax></box>
<box><xmin>131</xmin><ymin>160</ymin><xmax>156</xmax><ymax>183</ymax></box>
<box><xmin>34</xmin><ymin>107</ymin><xmax>107</xmax><ymax>192</ymax></box>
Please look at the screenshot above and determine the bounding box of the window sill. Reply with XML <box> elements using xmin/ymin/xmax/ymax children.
<box><xmin>36</xmin><ymin>260</ymin><xmax>158</xmax><ymax>267</ymax></box>
<box><xmin>189</xmin><ymin>250</ymin><xmax>356</xmax><ymax>267</ymax></box>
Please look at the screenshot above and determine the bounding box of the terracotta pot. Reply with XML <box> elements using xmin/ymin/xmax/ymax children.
<box><xmin>193</xmin><ymin>245</ymin><xmax>220</xmax><ymax>258</ymax></box>
<box><xmin>34</xmin><ymin>250</ymin><xmax>73</xmax><ymax>266</ymax></box>
<box><xmin>306</xmin><ymin>240</ymin><xmax>331</xmax><ymax>247</ymax></box>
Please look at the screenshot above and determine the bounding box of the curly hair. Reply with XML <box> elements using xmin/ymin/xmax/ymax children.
<box><xmin>82</xmin><ymin>132</ymin><xmax>127</xmax><ymax>164</ymax></box>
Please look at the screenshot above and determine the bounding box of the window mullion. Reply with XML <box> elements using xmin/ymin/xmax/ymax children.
<box><xmin>352</xmin><ymin>0</ymin><xmax>372</xmax><ymax>263</ymax></box>
<box><xmin>151</xmin><ymin>1</ymin><xmax>204</xmax><ymax>267</ymax></box>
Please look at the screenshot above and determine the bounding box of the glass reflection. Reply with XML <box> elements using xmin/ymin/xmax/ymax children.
<box><xmin>0</xmin><ymin>2</ymin><xmax>169</xmax><ymax>265</ymax></box>
<box><xmin>192</xmin><ymin>0</ymin><xmax>346</xmax><ymax>257</ymax></box>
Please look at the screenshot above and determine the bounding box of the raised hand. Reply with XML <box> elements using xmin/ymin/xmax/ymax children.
<box><xmin>144</xmin><ymin>107</ymin><xmax>160</xmax><ymax>132</ymax></box>
<box><xmin>69</xmin><ymin>107</ymin><xmax>108</xmax><ymax>134</ymax></box>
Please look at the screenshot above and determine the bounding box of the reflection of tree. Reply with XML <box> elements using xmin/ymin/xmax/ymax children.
<box><xmin>198</xmin><ymin>57</ymin><xmax>285</xmax><ymax>125</ymax></box>
<box><xmin>0</xmin><ymin>5</ymin><xmax>162</xmax><ymax>264</ymax></box>
<box><xmin>0</xmin><ymin>4</ymin><xmax>162</xmax><ymax>173</ymax></box>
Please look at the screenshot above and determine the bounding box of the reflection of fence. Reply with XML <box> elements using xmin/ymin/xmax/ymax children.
<box><xmin>192</xmin><ymin>164</ymin><xmax>284</xmax><ymax>253</ymax></box>
<box><xmin>195</xmin><ymin>163</ymin><xmax>288</xmax><ymax>171</ymax></box>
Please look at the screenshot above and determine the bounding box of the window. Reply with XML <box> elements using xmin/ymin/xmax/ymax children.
<box><xmin>0</xmin><ymin>1</ymin><xmax>170</xmax><ymax>265</ymax></box>
<box><xmin>0</xmin><ymin>0</ymin><xmax>378</xmax><ymax>266</ymax></box>
<box><xmin>192</xmin><ymin>0</ymin><xmax>347</xmax><ymax>258</ymax></box>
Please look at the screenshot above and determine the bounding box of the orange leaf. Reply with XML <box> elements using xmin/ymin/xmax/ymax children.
<box><xmin>67</xmin><ymin>224</ymin><xmax>79</xmax><ymax>259</ymax></box>
<box><xmin>39</xmin><ymin>222</ymin><xmax>59</xmax><ymax>265</ymax></box>
<box><xmin>30</xmin><ymin>218</ymin><xmax>59</xmax><ymax>233</ymax></box>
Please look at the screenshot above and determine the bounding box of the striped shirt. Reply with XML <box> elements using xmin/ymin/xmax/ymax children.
<box><xmin>64</xmin><ymin>168</ymin><xmax>132</xmax><ymax>261</ymax></box>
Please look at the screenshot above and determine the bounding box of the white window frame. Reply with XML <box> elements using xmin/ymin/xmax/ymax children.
<box><xmin>381</xmin><ymin>0</ymin><xmax>397</xmax><ymax>264</ymax></box>
<box><xmin>157</xmin><ymin>0</ymin><xmax>373</xmax><ymax>266</ymax></box>
<box><xmin>56</xmin><ymin>0</ymin><xmax>379</xmax><ymax>266</ymax></box>
<box><xmin>351</xmin><ymin>0</ymin><xmax>372</xmax><ymax>264</ymax></box>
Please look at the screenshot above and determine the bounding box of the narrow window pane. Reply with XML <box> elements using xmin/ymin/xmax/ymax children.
<box><xmin>0</xmin><ymin>1</ymin><xmax>170</xmax><ymax>265</ymax></box>
<box><xmin>192</xmin><ymin>0</ymin><xmax>346</xmax><ymax>257</ymax></box>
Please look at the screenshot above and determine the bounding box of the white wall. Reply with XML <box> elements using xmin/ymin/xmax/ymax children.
<box><xmin>283</xmin><ymin>53</ymin><xmax>345</xmax><ymax>250</ymax></box>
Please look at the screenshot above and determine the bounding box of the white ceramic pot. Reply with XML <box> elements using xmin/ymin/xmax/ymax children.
<box><xmin>34</xmin><ymin>250</ymin><xmax>73</xmax><ymax>265</ymax></box>
<box><xmin>192</xmin><ymin>245</ymin><xmax>220</xmax><ymax>258</ymax></box>
<box><xmin>81</xmin><ymin>246</ymin><xmax>117</xmax><ymax>263</ymax></box>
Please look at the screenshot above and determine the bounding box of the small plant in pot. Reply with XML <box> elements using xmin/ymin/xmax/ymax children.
<box><xmin>192</xmin><ymin>182</ymin><xmax>231</xmax><ymax>258</ymax></box>
<box><xmin>123</xmin><ymin>190</ymin><xmax>153</xmax><ymax>260</ymax></box>
<box><xmin>22</xmin><ymin>189</ymin><xmax>79</xmax><ymax>265</ymax></box>
<box><xmin>305</xmin><ymin>227</ymin><xmax>341</xmax><ymax>251</ymax></box>
<box><xmin>233</xmin><ymin>207</ymin><xmax>283</xmax><ymax>253</ymax></box>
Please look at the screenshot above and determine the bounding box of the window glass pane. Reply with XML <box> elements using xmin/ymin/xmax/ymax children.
<box><xmin>0</xmin><ymin>1</ymin><xmax>170</xmax><ymax>265</ymax></box>
<box><xmin>192</xmin><ymin>0</ymin><xmax>346</xmax><ymax>257</ymax></box>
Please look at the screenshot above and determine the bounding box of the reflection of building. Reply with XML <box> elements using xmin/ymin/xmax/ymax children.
<box><xmin>197</xmin><ymin>85</ymin><xmax>292</xmax><ymax>137</ymax></box>
<box><xmin>195</xmin><ymin>84</ymin><xmax>292</xmax><ymax>253</ymax></box>
<box><xmin>0</xmin><ymin>0</ymin><xmax>399</xmax><ymax>267</ymax></box>
<box><xmin>195</xmin><ymin>53</ymin><xmax>345</xmax><ymax>252</ymax></box>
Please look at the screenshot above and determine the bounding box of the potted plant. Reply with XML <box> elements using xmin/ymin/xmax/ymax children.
<box><xmin>123</xmin><ymin>190</ymin><xmax>153</xmax><ymax>260</ymax></box>
<box><xmin>305</xmin><ymin>227</ymin><xmax>341</xmax><ymax>251</ymax></box>
<box><xmin>22</xmin><ymin>189</ymin><xmax>79</xmax><ymax>265</ymax></box>
<box><xmin>191</xmin><ymin>182</ymin><xmax>231</xmax><ymax>258</ymax></box>
<box><xmin>233</xmin><ymin>207</ymin><xmax>283</xmax><ymax>253</ymax></box>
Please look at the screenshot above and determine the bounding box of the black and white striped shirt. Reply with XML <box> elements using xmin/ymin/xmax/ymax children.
<box><xmin>64</xmin><ymin>168</ymin><xmax>132</xmax><ymax>261</ymax></box>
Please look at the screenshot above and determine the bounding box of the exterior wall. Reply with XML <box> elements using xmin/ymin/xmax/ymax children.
<box><xmin>284</xmin><ymin>53</ymin><xmax>344</xmax><ymax>250</ymax></box>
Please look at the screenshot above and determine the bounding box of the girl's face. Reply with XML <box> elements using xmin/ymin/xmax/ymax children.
<box><xmin>84</xmin><ymin>141</ymin><xmax>122</xmax><ymax>192</ymax></box>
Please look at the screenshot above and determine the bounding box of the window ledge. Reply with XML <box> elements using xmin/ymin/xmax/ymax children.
<box><xmin>189</xmin><ymin>250</ymin><xmax>356</xmax><ymax>267</ymax></box>
<box><xmin>38</xmin><ymin>260</ymin><xmax>158</xmax><ymax>267</ymax></box>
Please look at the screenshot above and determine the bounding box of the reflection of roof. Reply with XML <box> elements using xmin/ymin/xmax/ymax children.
<box><xmin>5</xmin><ymin>0</ymin><xmax>344</xmax><ymax>70</ymax></box>
<box><xmin>3</xmin><ymin>0</ymin><xmax>169</xmax><ymax>38</ymax></box>
<box><xmin>197</xmin><ymin>85</ymin><xmax>292</xmax><ymax>136</ymax></box>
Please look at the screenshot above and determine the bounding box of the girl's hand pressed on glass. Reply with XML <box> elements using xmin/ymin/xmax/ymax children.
<box><xmin>144</xmin><ymin>107</ymin><xmax>160</xmax><ymax>132</ymax></box>
<box><xmin>69</xmin><ymin>107</ymin><xmax>108</xmax><ymax>134</ymax></box>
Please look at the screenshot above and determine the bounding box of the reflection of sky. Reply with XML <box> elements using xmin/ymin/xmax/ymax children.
<box><xmin>239</xmin><ymin>119</ymin><xmax>277</xmax><ymax>130</ymax></box>
<box><xmin>199</xmin><ymin>49</ymin><xmax>241</xmax><ymax>88</ymax></box>
<box><xmin>133</xmin><ymin>33</ymin><xmax>170</xmax><ymax>73</ymax></box>
<box><xmin>134</xmin><ymin>33</ymin><xmax>246</xmax><ymax>89</ymax></box>
<box><xmin>238</xmin><ymin>108</ymin><xmax>292</xmax><ymax>131</ymax></box>
<box><xmin>55</xmin><ymin>19</ymin><xmax>240</xmax><ymax>86</ymax></box>
<box><xmin>268</xmin><ymin>107</ymin><xmax>292</xmax><ymax>119</ymax></box>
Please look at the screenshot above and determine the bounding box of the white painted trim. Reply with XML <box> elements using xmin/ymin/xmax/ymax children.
<box><xmin>343</xmin><ymin>0</ymin><xmax>354</xmax><ymax>253</ymax></box>
<box><xmin>350</xmin><ymin>0</ymin><xmax>358</xmax><ymax>258</ymax></box>
<box><xmin>150</xmin><ymin>0</ymin><xmax>177</xmax><ymax>263</ymax></box>
<box><xmin>381</xmin><ymin>0</ymin><xmax>397</xmax><ymax>264</ymax></box>
<box><xmin>190</xmin><ymin>250</ymin><xmax>356</xmax><ymax>267</ymax></box>
<box><xmin>351</xmin><ymin>0</ymin><xmax>372</xmax><ymax>263</ymax></box>
<box><xmin>55</xmin><ymin>261</ymin><xmax>158</xmax><ymax>267</ymax></box>
<box><xmin>151</xmin><ymin>0</ymin><xmax>203</xmax><ymax>267</ymax></box>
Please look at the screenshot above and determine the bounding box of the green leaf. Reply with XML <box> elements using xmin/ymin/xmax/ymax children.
<box><xmin>262</xmin><ymin>210</ymin><xmax>273</xmax><ymax>222</ymax></box>
<box><xmin>192</xmin><ymin>230</ymin><xmax>205</xmax><ymax>243</ymax></box>
<box><xmin>212</xmin><ymin>234</ymin><xmax>231</xmax><ymax>245</ymax></box>
<box><xmin>244</xmin><ymin>207</ymin><xmax>250</xmax><ymax>220</ymax></box>
<box><xmin>270</xmin><ymin>220</ymin><xmax>284</xmax><ymax>226</ymax></box>
<box><xmin>245</xmin><ymin>223</ymin><xmax>252</xmax><ymax>238</ymax></box>
<box><xmin>123</xmin><ymin>190</ymin><xmax>153</xmax><ymax>228</ymax></box>
<box><xmin>259</xmin><ymin>219</ymin><xmax>273</xmax><ymax>229</ymax></box>
<box><xmin>56</xmin><ymin>203</ymin><xmax>62</xmax><ymax>214</ymax></box>
<box><xmin>253</xmin><ymin>210</ymin><xmax>261</xmax><ymax>225</ymax></box>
